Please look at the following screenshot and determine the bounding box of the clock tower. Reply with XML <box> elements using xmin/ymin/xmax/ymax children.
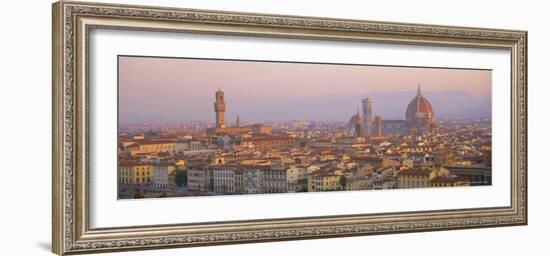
<box><xmin>214</xmin><ymin>89</ymin><xmax>226</xmax><ymax>128</ymax></box>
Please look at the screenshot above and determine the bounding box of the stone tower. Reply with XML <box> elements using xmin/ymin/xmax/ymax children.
<box><xmin>214</xmin><ymin>89</ymin><xmax>226</xmax><ymax>128</ymax></box>
<box><xmin>361</xmin><ymin>97</ymin><xmax>373</xmax><ymax>137</ymax></box>
<box><xmin>374</xmin><ymin>116</ymin><xmax>383</xmax><ymax>137</ymax></box>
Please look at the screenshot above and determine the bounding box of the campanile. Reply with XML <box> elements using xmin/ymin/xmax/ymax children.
<box><xmin>214</xmin><ymin>89</ymin><xmax>226</xmax><ymax>128</ymax></box>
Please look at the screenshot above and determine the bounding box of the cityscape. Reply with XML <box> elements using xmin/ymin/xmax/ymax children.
<box><xmin>117</xmin><ymin>57</ymin><xmax>492</xmax><ymax>199</ymax></box>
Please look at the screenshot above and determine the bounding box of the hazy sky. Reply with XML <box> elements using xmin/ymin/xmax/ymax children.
<box><xmin>119</xmin><ymin>56</ymin><xmax>491</xmax><ymax>123</ymax></box>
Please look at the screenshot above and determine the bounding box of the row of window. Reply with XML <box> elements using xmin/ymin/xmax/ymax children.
<box><xmin>119</xmin><ymin>170</ymin><xmax>151</xmax><ymax>176</ymax></box>
<box><xmin>214</xmin><ymin>185</ymin><xmax>234</xmax><ymax>191</ymax></box>
<box><xmin>214</xmin><ymin>180</ymin><xmax>233</xmax><ymax>185</ymax></box>
<box><xmin>119</xmin><ymin>177</ymin><xmax>151</xmax><ymax>184</ymax></box>
<box><xmin>399</xmin><ymin>179</ymin><xmax>428</xmax><ymax>187</ymax></box>
<box><xmin>213</xmin><ymin>172</ymin><xmax>234</xmax><ymax>178</ymax></box>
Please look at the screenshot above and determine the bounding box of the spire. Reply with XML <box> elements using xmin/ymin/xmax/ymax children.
<box><xmin>417</xmin><ymin>84</ymin><xmax>422</xmax><ymax>96</ymax></box>
<box><xmin>236</xmin><ymin>115</ymin><xmax>240</xmax><ymax>127</ymax></box>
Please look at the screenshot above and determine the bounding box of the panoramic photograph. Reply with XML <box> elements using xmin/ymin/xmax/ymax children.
<box><xmin>117</xmin><ymin>56</ymin><xmax>492</xmax><ymax>199</ymax></box>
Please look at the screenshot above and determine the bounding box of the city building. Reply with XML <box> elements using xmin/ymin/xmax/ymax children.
<box><xmin>445</xmin><ymin>165</ymin><xmax>492</xmax><ymax>186</ymax></box>
<box><xmin>261</xmin><ymin>167</ymin><xmax>287</xmax><ymax>193</ymax></box>
<box><xmin>152</xmin><ymin>162</ymin><xmax>176</xmax><ymax>189</ymax></box>
<box><xmin>187</xmin><ymin>166</ymin><xmax>213</xmax><ymax>191</ymax></box>
<box><xmin>234</xmin><ymin>169</ymin><xmax>245</xmax><ymax>194</ymax></box>
<box><xmin>308</xmin><ymin>170</ymin><xmax>342</xmax><ymax>192</ymax></box>
<box><xmin>348</xmin><ymin>110</ymin><xmax>363</xmax><ymax>138</ymax></box>
<box><xmin>430</xmin><ymin>175</ymin><xmax>471</xmax><ymax>187</ymax></box>
<box><xmin>123</xmin><ymin>140</ymin><xmax>182</xmax><ymax>156</ymax></box>
<box><xmin>374</xmin><ymin>115</ymin><xmax>383</xmax><ymax>137</ymax></box>
<box><xmin>241</xmin><ymin>136</ymin><xmax>300</xmax><ymax>150</ymax></box>
<box><xmin>349</xmin><ymin>84</ymin><xmax>436</xmax><ymax>137</ymax></box>
<box><xmin>213</xmin><ymin>167</ymin><xmax>236</xmax><ymax>193</ymax></box>
<box><xmin>397</xmin><ymin>168</ymin><xmax>437</xmax><ymax>189</ymax></box>
<box><xmin>434</xmin><ymin>149</ymin><xmax>454</xmax><ymax>166</ymax></box>
<box><xmin>243</xmin><ymin>168</ymin><xmax>265</xmax><ymax>194</ymax></box>
<box><xmin>118</xmin><ymin>161</ymin><xmax>153</xmax><ymax>185</ymax></box>
<box><xmin>206</xmin><ymin>89</ymin><xmax>272</xmax><ymax>136</ymax></box>
<box><xmin>286</xmin><ymin>165</ymin><xmax>309</xmax><ymax>192</ymax></box>
<box><xmin>345</xmin><ymin>177</ymin><xmax>371</xmax><ymax>191</ymax></box>
<box><xmin>350</xmin><ymin>156</ymin><xmax>399</xmax><ymax>168</ymax></box>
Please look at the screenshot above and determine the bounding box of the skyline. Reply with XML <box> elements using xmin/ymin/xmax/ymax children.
<box><xmin>119</xmin><ymin>56</ymin><xmax>492</xmax><ymax>124</ymax></box>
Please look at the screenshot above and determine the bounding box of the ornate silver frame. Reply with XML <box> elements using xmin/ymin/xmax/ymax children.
<box><xmin>52</xmin><ymin>1</ymin><xmax>527</xmax><ymax>255</ymax></box>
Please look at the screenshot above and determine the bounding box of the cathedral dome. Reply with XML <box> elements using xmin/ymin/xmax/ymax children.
<box><xmin>406</xmin><ymin>85</ymin><xmax>434</xmax><ymax>121</ymax></box>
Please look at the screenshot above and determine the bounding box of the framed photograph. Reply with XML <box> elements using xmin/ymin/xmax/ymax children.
<box><xmin>52</xmin><ymin>1</ymin><xmax>527</xmax><ymax>255</ymax></box>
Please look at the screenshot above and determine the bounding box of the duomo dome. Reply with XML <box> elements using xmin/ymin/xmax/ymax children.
<box><xmin>405</xmin><ymin>85</ymin><xmax>435</xmax><ymax>132</ymax></box>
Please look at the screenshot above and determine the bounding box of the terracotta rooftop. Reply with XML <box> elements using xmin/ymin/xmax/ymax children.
<box><xmin>398</xmin><ymin>168</ymin><xmax>433</xmax><ymax>176</ymax></box>
<box><xmin>118</xmin><ymin>161</ymin><xmax>152</xmax><ymax>167</ymax></box>
<box><xmin>351</xmin><ymin>156</ymin><xmax>383</xmax><ymax>161</ymax></box>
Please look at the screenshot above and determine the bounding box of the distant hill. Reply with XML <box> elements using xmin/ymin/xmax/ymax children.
<box><xmin>367</xmin><ymin>91</ymin><xmax>491</xmax><ymax>120</ymax></box>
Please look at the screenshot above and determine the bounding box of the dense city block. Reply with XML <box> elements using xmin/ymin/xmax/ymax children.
<box><xmin>118</xmin><ymin>87</ymin><xmax>491</xmax><ymax>199</ymax></box>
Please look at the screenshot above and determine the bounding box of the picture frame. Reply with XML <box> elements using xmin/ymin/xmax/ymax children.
<box><xmin>52</xmin><ymin>1</ymin><xmax>527</xmax><ymax>255</ymax></box>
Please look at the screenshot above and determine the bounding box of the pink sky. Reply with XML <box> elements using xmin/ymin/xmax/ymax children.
<box><xmin>118</xmin><ymin>56</ymin><xmax>491</xmax><ymax>123</ymax></box>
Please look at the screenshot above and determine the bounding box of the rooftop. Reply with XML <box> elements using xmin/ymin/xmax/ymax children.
<box><xmin>398</xmin><ymin>168</ymin><xmax>433</xmax><ymax>176</ymax></box>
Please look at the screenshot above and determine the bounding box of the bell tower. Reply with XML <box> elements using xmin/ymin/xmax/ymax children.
<box><xmin>214</xmin><ymin>89</ymin><xmax>226</xmax><ymax>128</ymax></box>
<box><xmin>361</xmin><ymin>97</ymin><xmax>373</xmax><ymax>138</ymax></box>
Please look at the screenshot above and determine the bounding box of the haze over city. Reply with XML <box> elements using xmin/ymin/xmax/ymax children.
<box><xmin>117</xmin><ymin>55</ymin><xmax>492</xmax><ymax>199</ymax></box>
<box><xmin>118</xmin><ymin>56</ymin><xmax>491</xmax><ymax>124</ymax></box>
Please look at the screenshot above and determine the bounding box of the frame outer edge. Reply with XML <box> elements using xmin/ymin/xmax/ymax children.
<box><xmin>54</xmin><ymin>1</ymin><xmax>528</xmax><ymax>254</ymax></box>
<box><xmin>522</xmin><ymin>31</ymin><xmax>528</xmax><ymax>225</ymax></box>
<box><xmin>52</xmin><ymin>1</ymin><xmax>65</xmax><ymax>255</ymax></box>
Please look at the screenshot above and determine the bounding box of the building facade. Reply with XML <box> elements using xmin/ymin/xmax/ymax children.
<box><xmin>241</xmin><ymin>136</ymin><xmax>300</xmax><ymax>150</ymax></box>
<box><xmin>118</xmin><ymin>161</ymin><xmax>153</xmax><ymax>185</ymax></box>
<box><xmin>152</xmin><ymin>163</ymin><xmax>176</xmax><ymax>189</ymax></box>
<box><xmin>187</xmin><ymin>167</ymin><xmax>213</xmax><ymax>192</ymax></box>
<box><xmin>286</xmin><ymin>166</ymin><xmax>308</xmax><ymax>192</ymax></box>
<box><xmin>445</xmin><ymin>165</ymin><xmax>492</xmax><ymax>186</ymax></box>
<box><xmin>261</xmin><ymin>168</ymin><xmax>287</xmax><ymax>193</ymax></box>
<box><xmin>234</xmin><ymin>169</ymin><xmax>245</xmax><ymax>194</ymax></box>
<box><xmin>308</xmin><ymin>171</ymin><xmax>342</xmax><ymax>192</ymax></box>
<box><xmin>213</xmin><ymin>167</ymin><xmax>236</xmax><ymax>193</ymax></box>
<box><xmin>243</xmin><ymin>168</ymin><xmax>264</xmax><ymax>194</ymax></box>
<box><xmin>397</xmin><ymin>168</ymin><xmax>436</xmax><ymax>189</ymax></box>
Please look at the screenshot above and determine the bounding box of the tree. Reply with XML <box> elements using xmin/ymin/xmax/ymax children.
<box><xmin>175</xmin><ymin>170</ymin><xmax>187</xmax><ymax>187</ymax></box>
<box><xmin>339</xmin><ymin>176</ymin><xmax>348</xmax><ymax>190</ymax></box>
<box><xmin>134</xmin><ymin>189</ymin><xmax>145</xmax><ymax>199</ymax></box>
